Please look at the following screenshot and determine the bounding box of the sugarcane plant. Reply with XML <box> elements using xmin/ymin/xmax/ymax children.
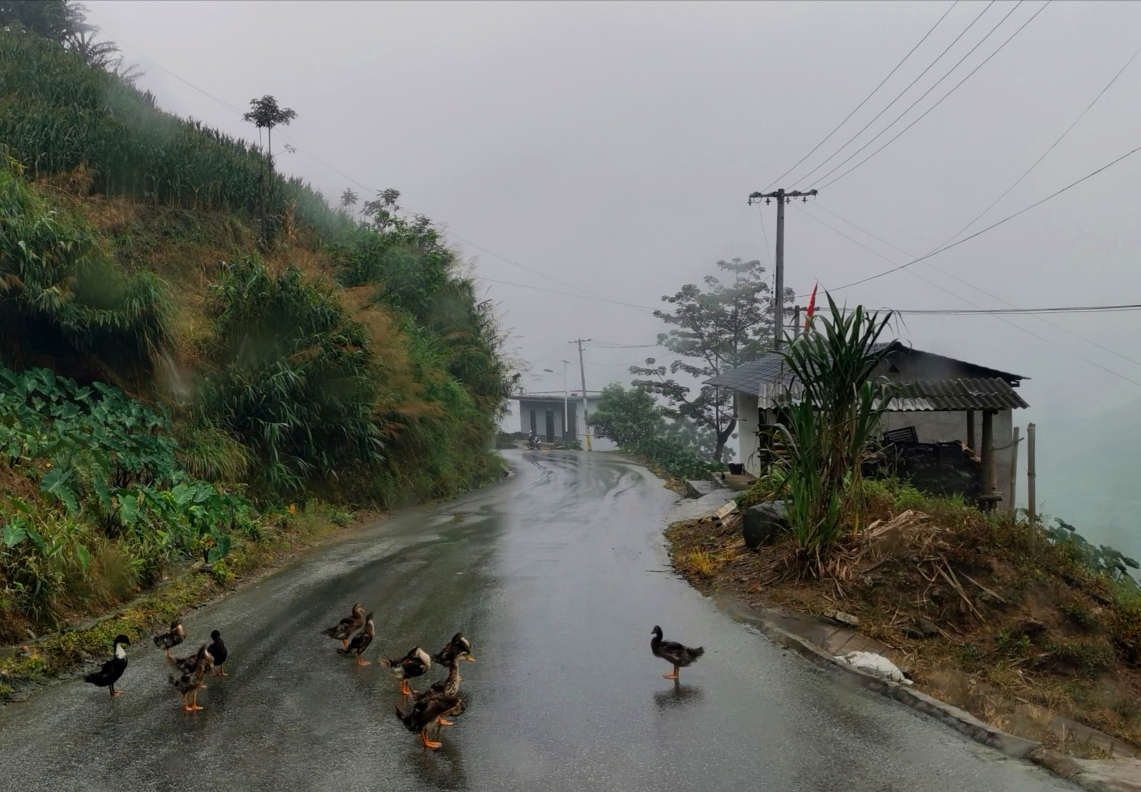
<box><xmin>774</xmin><ymin>295</ymin><xmax>895</xmax><ymax>573</ymax></box>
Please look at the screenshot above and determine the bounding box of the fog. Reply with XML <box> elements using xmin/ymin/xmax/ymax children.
<box><xmin>85</xmin><ymin>1</ymin><xmax>1141</xmax><ymax>551</ymax></box>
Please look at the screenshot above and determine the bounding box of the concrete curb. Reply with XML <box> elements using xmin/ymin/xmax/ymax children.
<box><xmin>720</xmin><ymin>600</ymin><xmax>1040</xmax><ymax>759</ymax></box>
<box><xmin>716</xmin><ymin>597</ymin><xmax>1141</xmax><ymax>790</ymax></box>
<box><xmin>1026</xmin><ymin>748</ymin><xmax>1141</xmax><ymax>792</ymax></box>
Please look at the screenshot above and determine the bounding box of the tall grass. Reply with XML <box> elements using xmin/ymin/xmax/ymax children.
<box><xmin>200</xmin><ymin>256</ymin><xmax>383</xmax><ymax>494</ymax></box>
<box><xmin>0</xmin><ymin>31</ymin><xmax>350</xmax><ymax>240</ymax></box>
<box><xmin>0</xmin><ymin>156</ymin><xmax>170</xmax><ymax>383</ymax></box>
<box><xmin>775</xmin><ymin>296</ymin><xmax>894</xmax><ymax>567</ymax></box>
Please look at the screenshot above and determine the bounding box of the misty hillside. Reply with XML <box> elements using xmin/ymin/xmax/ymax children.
<box><xmin>1037</xmin><ymin>399</ymin><xmax>1141</xmax><ymax>559</ymax></box>
<box><xmin>0</xmin><ymin>20</ymin><xmax>510</xmax><ymax>639</ymax></box>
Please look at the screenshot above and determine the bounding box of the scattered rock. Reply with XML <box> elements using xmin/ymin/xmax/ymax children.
<box><xmin>821</xmin><ymin>609</ymin><xmax>860</xmax><ymax>628</ymax></box>
<box><xmin>742</xmin><ymin>501</ymin><xmax>787</xmax><ymax>549</ymax></box>
<box><xmin>1011</xmin><ymin>619</ymin><xmax>1047</xmax><ymax>641</ymax></box>
<box><xmin>686</xmin><ymin>480</ymin><xmax>716</xmax><ymax>499</ymax></box>
<box><xmin>901</xmin><ymin>617</ymin><xmax>940</xmax><ymax>639</ymax></box>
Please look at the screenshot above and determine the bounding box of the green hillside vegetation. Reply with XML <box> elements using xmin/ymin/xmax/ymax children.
<box><xmin>0</xmin><ymin>20</ymin><xmax>511</xmax><ymax>647</ymax></box>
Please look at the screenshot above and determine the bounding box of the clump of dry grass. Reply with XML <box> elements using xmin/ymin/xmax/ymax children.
<box><xmin>666</xmin><ymin>478</ymin><xmax>1141</xmax><ymax>755</ymax></box>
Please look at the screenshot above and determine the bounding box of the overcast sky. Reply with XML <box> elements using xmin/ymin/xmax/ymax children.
<box><xmin>83</xmin><ymin>1</ymin><xmax>1141</xmax><ymax>530</ymax></box>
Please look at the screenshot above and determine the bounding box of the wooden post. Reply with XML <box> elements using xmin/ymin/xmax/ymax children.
<box><xmin>1008</xmin><ymin>426</ymin><xmax>1020</xmax><ymax>517</ymax></box>
<box><xmin>976</xmin><ymin>413</ymin><xmax>994</xmax><ymax>493</ymax></box>
<box><xmin>1027</xmin><ymin>422</ymin><xmax>1037</xmax><ymax>527</ymax></box>
<box><xmin>966</xmin><ymin>410</ymin><xmax>976</xmax><ymax>452</ymax></box>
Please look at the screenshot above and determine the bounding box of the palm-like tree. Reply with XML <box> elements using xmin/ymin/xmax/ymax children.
<box><xmin>243</xmin><ymin>95</ymin><xmax>297</xmax><ymax>241</ymax></box>
<box><xmin>339</xmin><ymin>188</ymin><xmax>358</xmax><ymax>215</ymax></box>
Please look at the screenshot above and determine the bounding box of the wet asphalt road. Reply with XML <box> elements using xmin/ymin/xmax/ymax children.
<box><xmin>0</xmin><ymin>450</ymin><xmax>1073</xmax><ymax>791</ymax></box>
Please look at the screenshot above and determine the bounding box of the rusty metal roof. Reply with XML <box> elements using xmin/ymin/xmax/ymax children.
<box><xmin>885</xmin><ymin>378</ymin><xmax>1029</xmax><ymax>411</ymax></box>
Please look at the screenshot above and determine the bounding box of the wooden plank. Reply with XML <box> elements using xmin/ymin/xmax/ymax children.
<box><xmin>1027</xmin><ymin>422</ymin><xmax>1037</xmax><ymax>527</ymax></box>
<box><xmin>1009</xmin><ymin>426</ymin><xmax>1020</xmax><ymax>517</ymax></box>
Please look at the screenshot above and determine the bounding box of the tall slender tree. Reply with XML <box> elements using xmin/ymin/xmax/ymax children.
<box><xmin>630</xmin><ymin>258</ymin><xmax>790</xmax><ymax>461</ymax></box>
<box><xmin>243</xmin><ymin>95</ymin><xmax>297</xmax><ymax>241</ymax></box>
<box><xmin>339</xmin><ymin>188</ymin><xmax>359</xmax><ymax>215</ymax></box>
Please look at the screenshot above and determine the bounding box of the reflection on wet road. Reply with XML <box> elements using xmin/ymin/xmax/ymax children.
<box><xmin>0</xmin><ymin>451</ymin><xmax>1073</xmax><ymax>790</ymax></box>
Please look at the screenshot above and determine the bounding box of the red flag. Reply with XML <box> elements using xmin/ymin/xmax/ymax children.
<box><xmin>804</xmin><ymin>283</ymin><xmax>818</xmax><ymax>330</ymax></box>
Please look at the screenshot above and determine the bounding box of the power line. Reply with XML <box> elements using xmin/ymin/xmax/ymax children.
<box><xmin>883</xmin><ymin>304</ymin><xmax>1141</xmax><ymax>315</ymax></box>
<box><xmin>796</xmin><ymin>204</ymin><xmax>1141</xmax><ymax>386</ymax></box>
<box><xmin>801</xmin><ymin>202</ymin><xmax>1141</xmax><ymax>368</ymax></box>
<box><xmin>938</xmin><ymin>39</ymin><xmax>1141</xmax><ymax>248</ymax></box>
<box><xmin>107</xmin><ymin>30</ymin><xmax>645</xmax><ymax>314</ymax></box>
<box><xmin>474</xmin><ymin>276</ymin><xmax>655</xmax><ymax>312</ymax></box>
<box><xmin>589</xmin><ymin>341</ymin><xmax>660</xmax><ymax>349</ymax></box>
<box><xmin>789</xmin><ymin>1</ymin><xmax>996</xmax><ymax>189</ymax></box>
<box><xmin>822</xmin><ymin>140</ymin><xmax>1141</xmax><ymax>293</ymax></box>
<box><xmin>815</xmin><ymin>0</ymin><xmax>1051</xmax><ymax>190</ymax></box>
<box><xmin>760</xmin><ymin>0</ymin><xmax>959</xmax><ymax>192</ymax></box>
<box><xmin>756</xmin><ymin>204</ymin><xmax>774</xmax><ymax>269</ymax></box>
<box><xmin>804</xmin><ymin>0</ymin><xmax>1025</xmax><ymax>190</ymax></box>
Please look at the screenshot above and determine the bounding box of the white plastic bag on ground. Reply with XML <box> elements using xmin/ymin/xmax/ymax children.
<box><xmin>836</xmin><ymin>650</ymin><xmax>913</xmax><ymax>685</ymax></box>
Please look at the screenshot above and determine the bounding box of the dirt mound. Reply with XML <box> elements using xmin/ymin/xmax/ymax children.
<box><xmin>667</xmin><ymin>491</ymin><xmax>1141</xmax><ymax>757</ymax></box>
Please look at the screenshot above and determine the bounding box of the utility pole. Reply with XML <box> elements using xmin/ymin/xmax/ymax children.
<box><xmin>748</xmin><ymin>188</ymin><xmax>818</xmax><ymax>350</ymax></box>
<box><xmin>561</xmin><ymin>360</ymin><xmax>570</xmax><ymax>446</ymax></box>
<box><xmin>571</xmin><ymin>339</ymin><xmax>592</xmax><ymax>451</ymax></box>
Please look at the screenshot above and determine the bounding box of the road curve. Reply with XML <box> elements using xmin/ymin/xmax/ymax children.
<box><xmin>0</xmin><ymin>450</ymin><xmax>1073</xmax><ymax>791</ymax></box>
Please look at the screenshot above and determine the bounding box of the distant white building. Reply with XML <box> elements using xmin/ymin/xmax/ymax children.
<box><xmin>507</xmin><ymin>392</ymin><xmax>616</xmax><ymax>451</ymax></box>
<box><xmin>706</xmin><ymin>342</ymin><xmax>1029</xmax><ymax>510</ymax></box>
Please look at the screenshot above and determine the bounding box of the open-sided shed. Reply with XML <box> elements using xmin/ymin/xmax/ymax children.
<box><xmin>705</xmin><ymin>342</ymin><xmax>1029</xmax><ymax>510</ymax></box>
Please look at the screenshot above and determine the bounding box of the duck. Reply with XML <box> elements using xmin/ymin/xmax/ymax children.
<box><xmin>322</xmin><ymin>603</ymin><xmax>365</xmax><ymax>648</ymax></box>
<box><xmin>415</xmin><ymin>649</ymin><xmax>471</xmax><ymax>704</ymax></box>
<box><xmin>432</xmin><ymin>632</ymin><xmax>476</xmax><ymax>667</ymax></box>
<box><xmin>168</xmin><ymin>644</ymin><xmax>213</xmax><ymax>711</ymax></box>
<box><xmin>208</xmin><ymin>629</ymin><xmax>228</xmax><ymax>677</ymax></box>
<box><xmin>83</xmin><ymin>634</ymin><xmax>130</xmax><ymax>698</ymax></box>
<box><xmin>170</xmin><ymin>644</ymin><xmax>203</xmax><ymax>676</ymax></box>
<box><xmin>153</xmin><ymin>618</ymin><xmax>185</xmax><ymax>660</ymax></box>
<box><xmin>337</xmin><ymin>612</ymin><xmax>374</xmax><ymax>666</ymax></box>
<box><xmin>381</xmin><ymin>646</ymin><xmax>431</xmax><ymax>695</ymax></box>
<box><xmin>396</xmin><ymin>694</ymin><xmax>464</xmax><ymax>750</ymax></box>
<box><xmin>651</xmin><ymin>625</ymin><xmax>704</xmax><ymax>681</ymax></box>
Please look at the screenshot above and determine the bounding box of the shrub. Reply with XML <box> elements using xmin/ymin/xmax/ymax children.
<box><xmin>199</xmin><ymin>257</ymin><xmax>383</xmax><ymax>494</ymax></box>
<box><xmin>0</xmin><ymin>158</ymin><xmax>170</xmax><ymax>383</ymax></box>
<box><xmin>774</xmin><ymin>296</ymin><xmax>894</xmax><ymax>566</ymax></box>
<box><xmin>0</xmin><ymin>364</ymin><xmax>258</xmax><ymax>629</ymax></box>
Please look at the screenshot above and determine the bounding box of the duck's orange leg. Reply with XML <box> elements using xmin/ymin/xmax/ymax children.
<box><xmin>437</xmin><ymin>717</ymin><xmax>454</xmax><ymax>726</ymax></box>
<box><xmin>190</xmin><ymin>688</ymin><xmax>204</xmax><ymax>710</ymax></box>
<box><xmin>420</xmin><ymin>730</ymin><xmax>442</xmax><ymax>749</ymax></box>
<box><xmin>399</xmin><ymin>680</ymin><xmax>410</xmax><ymax>695</ymax></box>
<box><xmin>181</xmin><ymin>694</ymin><xmax>193</xmax><ymax>712</ymax></box>
<box><xmin>342</xmin><ymin>639</ymin><xmax>348</xmax><ymax>648</ymax></box>
<box><xmin>663</xmin><ymin>665</ymin><xmax>679</xmax><ymax>680</ymax></box>
<box><xmin>355</xmin><ymin>654</ymin><xmax>370</xmax><ymax>666</ymax></box>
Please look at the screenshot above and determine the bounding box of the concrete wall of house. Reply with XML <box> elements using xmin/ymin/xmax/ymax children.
<box><xmin>514</xmin><ymin>398</ymin><xmax>617</xmax><ymax>451</ymax></box>
<box><xmin>880</xmin><ymin>409</ymin><xmax>1015</xmax><ymax>511</ymax></box>
<box><xmin>735</xmin><ymin>391</ymin><xmax>763</xmax><ymax>475</ymax></box>
<box><xmin>518</xmin><ymin>400</ymin><xmax>574</xmax><ymax>441</ymax></box>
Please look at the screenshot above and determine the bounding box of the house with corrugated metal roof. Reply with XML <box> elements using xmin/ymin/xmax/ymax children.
<box><xmin>705</xmin><ymin>341</ymin><xmax>1028</xmax><ymax>510</ymax></box>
